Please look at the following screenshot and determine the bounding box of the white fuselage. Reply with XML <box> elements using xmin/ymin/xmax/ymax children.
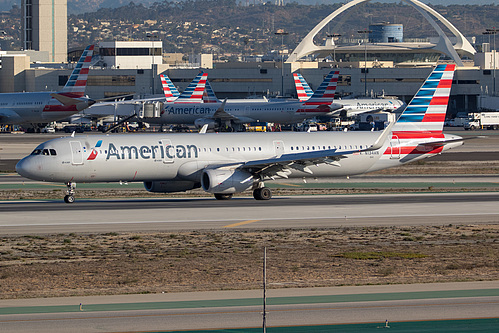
<box><xmin>337</xmin><ymin>98</ymin><xmax>405</xmax><ymax>116</ymax></box>
<box><xmin>15</xmin><ymin>131</ymin><xmax>462</xmax><ymax>185</ymax></box>
<box><xmin>0</xmin><ymin>92</ymin><xmax>80</xmax><ymax>125</ymax></box>
<box><xmin>153</xmin><ymin>100</ymin><xmax>338</xmax><ymax>125</ymax></box>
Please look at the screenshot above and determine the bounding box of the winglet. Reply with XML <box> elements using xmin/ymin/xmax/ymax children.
<box><xmin>199</xmin><ymin>124</ymin><xmax>209</xmax><ymax>134</ymax></box>
<box><xmin>365</xmin><ymin>120</ymin><xmax>396</xmax><ymax>151</ymax></box>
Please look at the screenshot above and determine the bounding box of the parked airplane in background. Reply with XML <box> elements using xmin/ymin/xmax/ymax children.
<box><xmin>80</xmin><ymin>73</ymin><xmax>201</xmax><ymax>120</ymax></box>
<box><xmin>16</xmin><ymin>64</ymin><xmax>463</xmax><ymax>203</ymax></box>
<box><xmin>0</xmin><ymin>45</ymin><xmax>95</xmax><ymax>128</ymax></box>
<box><xmin>144</xmin><ymin>70</ymin><xmax>343</xmax><ymax>130</ymax></box>
<box><xmin>293</xmin><ymin>72</ymin><xmax>405</xmax><ymax>117</ymax></box>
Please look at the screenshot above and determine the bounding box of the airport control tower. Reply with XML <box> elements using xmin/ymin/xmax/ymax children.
<box><xmin>21</xmin><ymin>0</ymin><xmax>67</xmax><ymax>62</ymax></box>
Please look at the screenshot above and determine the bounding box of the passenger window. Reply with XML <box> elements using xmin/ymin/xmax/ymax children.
<box><xmin>49</xmin><ymin>149</ymin><xmax>57</xmax><ymax>156</ymax></box>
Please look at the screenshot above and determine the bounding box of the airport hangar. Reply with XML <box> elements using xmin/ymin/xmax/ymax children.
<box><xmin>0</xmin><ymin>0</ymin><xmax>497</xmax><ymax>119</ymax></box>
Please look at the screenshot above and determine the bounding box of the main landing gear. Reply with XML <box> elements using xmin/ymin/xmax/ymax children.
<box><xmin>64</xmin><ymin>182</ymin><xmax>76</xmax><ymax>203</ymax></box>
<box><xmin>253</xmin><ymin>187</ymin><xmax>272</xmax><ymax>200</ymax></box>
<box><xmin>213</xmin><ymin>187</ymin><xmax>272</xmax><ymax>200</ymax></box>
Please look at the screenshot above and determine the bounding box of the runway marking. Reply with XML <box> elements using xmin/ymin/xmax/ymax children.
<box><xmin>1</xmin><ymin>213</ymin><xmax>499</xmax><ymax>228</ymax></box>
<box><xmin>223</xmin><ymin>219</ymin><xmax>261</xmax><ymax>228</ymax></box>
<box><xmin>277</xmin><ymin>183</ymin><xmax>301</xmax><ymax>187</ymax></box>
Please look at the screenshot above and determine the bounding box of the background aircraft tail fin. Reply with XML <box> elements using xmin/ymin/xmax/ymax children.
<box><xmin>393</xmin><ymin>64</ymin><xmax>456</xmax><ymax>135</ymax></box>
<box><xmin>160</xmin><ymin>74</ymin><xmax>180</xmax><ymax>101</ymax></box>
<box><xmin>174</xmin><ymin>72</ymin><xmax>208</xmax><ymax>103</ymax></box>
<box><xmin>302</xmin><ymin>70</ymin><xmax>339</xmax><ymax>106</ymax></box>
<box><xmin>60</xmin><ymin>45</ymin><xmax>94</xmax><ymax>97</ymax></box>
<box><xmin>293</xmin><ymin>73</ymin><xmax>314</xmax><ymax>101</ymax></box>
<box><xmin>203</xmin><ymin>80</ymin><xmax>220</xmax><ymax>103</ymax></box>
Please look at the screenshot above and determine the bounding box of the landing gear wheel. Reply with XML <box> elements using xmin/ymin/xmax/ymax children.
<box><xmin>64</xmin><ymin>182</ymin><xmax>77</xmax><ymax>204</ymax></box>
<box><xmin>214</xmin><ymin>193</ymin><xmax>233</xmax><ymax>200</ymax></box>
<box><xmin>253</xmin><ymin>187</ymin><xmax>272</xmax><ymax>200</ymax></box>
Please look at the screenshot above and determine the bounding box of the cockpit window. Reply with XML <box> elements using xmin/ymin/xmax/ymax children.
<box><xmin>30</xmin><ymin>148</ymin><xmax>57</xmax><ymax>156</ymax></box>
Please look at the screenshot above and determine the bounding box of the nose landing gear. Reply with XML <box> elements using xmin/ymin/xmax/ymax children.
<box><xmin>64</xmin><ymin>182</ymin><xmax>76</xmax><ymax>203</ymax></box>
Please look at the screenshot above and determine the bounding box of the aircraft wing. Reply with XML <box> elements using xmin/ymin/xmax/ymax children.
<box><xmin>211</xmin><ymin>122</ymin><xmax>394</xmax><ymax>179</ymax></box>
<box><xmin>0</xmin><ymin>109</ymin><xmax>23</xmax><ymax>123</ymax></box>
<box><xmin>211</xmin><ymin>99</ymin><xmax>240</xmax><ymax>121</ymax></box>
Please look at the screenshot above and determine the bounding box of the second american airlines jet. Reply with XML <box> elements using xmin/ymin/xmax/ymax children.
<box><xmin>0</xmin><ymin>45</ymin><xmax>95</xmax><ymax>127</ymax></box>
<box><xmin>293</xmin><ymin>72</ymin><xmax>405</xmax><ymax>117</ymax></box>
<box><xmin>145</xmin><ymin>70</ymin><xmax>343</xmax><ymax>130</ymax></box>
<box><xmin>16</xmin><ymin>64</ymin><xmax>462</xmax><ymax>203</ymax></box>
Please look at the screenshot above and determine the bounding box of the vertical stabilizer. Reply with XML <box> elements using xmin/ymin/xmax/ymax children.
<box><xmin>174</xmin><ymin>72</ymin><xmax>208</xmax><ymax>103</ymax></box>
<box><xmin>393</xmin><ymin>64</ymin><xmax>456</xmax><ymax>135</ymax></box>
<box><xmin>203</xmin><ymin>80</ymin><xmax>220</xmax><ymax>103</ymax></box>
<box><xmin>160</xmin><ymin>74</ymin><xmax>180</xmax><ymax>101</ymax></box>
<box><xmin>293</xmin><ymin>73</ymin><xmax>314</xmax><ymax>101</ymax></box>
<box><xmin>302</xmin><ymin>70</ymin><xmax>339</xmax><ymax>106</ymax></box>
<box><xmin>60</xmin><ymin>45</ymin><xmax>94</xmax><ymax>97</ymax></box>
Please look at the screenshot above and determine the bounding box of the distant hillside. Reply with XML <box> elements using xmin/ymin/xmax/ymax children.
<box><xmin>0</xmin><ymin>0</ymin><xmax>496</xmax><ymax>14</ymax></box>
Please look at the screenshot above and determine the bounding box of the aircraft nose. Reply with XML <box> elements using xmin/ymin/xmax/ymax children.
<box><xmin>16</xmin><ymin>157</ymin><xmax>41</xmax><ymax>180</ymax></box>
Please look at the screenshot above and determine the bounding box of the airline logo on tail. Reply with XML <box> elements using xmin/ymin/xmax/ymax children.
<box><xmin>174</xmin><ymin>72</ymin><xmax>208</xmax><ymax>103</ymax></box>
<box><xmin>60</xmin><ymin>45</ymin><xmax>94</xmax><ymax>98</ymax></box>
<box><xmin>160</xmin><ymin>74</ymin><xmax>180</xmax><ymax>101</ymax></box>
<box><xmin>293</xmin><ymin>73</ymin><xmax>314</xmax><ymax>102</ymax></box>
<box><xmin>202</xmin><ymin>80</ymin><xmax>220</xmax><ymax>103</ymax></box>
<box><xmin>393</xmin><ymin>64</ymin><xmax>456</xmax><ymax>135</ymax></box>
<box><xmin>297</xmin><ymin>70</ymin><xmax>339</xmax><ymax>113</ymax></box>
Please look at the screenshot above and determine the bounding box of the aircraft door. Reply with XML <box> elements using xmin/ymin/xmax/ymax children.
<box><xmin>390</xmin><ymin>135</ymin><xmax>400</xmax><ymax>159</ymax></box>
<box><xmin>69</xmin><ymin>141</ymin><xmax>84</xmax><ymax>165</ymax></box>
<box><xmin>160</xmin><ymin>139</ymin><xmax>174</xmax><ymax>164</ymax></box>
<box><xmin>273</xmin><ymin>140</ymin><xmax>284</xmax><ymax>158</ymax></box>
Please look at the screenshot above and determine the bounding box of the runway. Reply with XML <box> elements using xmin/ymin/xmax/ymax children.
<box><xmin>1</xmin><ymin>192</ymin><xmax>499</xmax><ymax>234</ymax></box>
<box><xmin>1</xmin><ymin>282</ymin><xmax>498</xmax><ymax>332</ymax></box>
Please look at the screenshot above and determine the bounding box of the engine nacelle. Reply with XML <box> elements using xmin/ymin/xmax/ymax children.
<box><xmin>194</xmin><ymin>118</ymin><xmax>217</xmax><ymax>129</ymax></box>
<box><xmin>201</xmin><ymin>168</ymin><xmax>254</xmax><ymax>194</ymax></box>
<box><xmin>144</xmin><ymin>180</ymin><xmax>200</xmax><ymax>193</ymax></box>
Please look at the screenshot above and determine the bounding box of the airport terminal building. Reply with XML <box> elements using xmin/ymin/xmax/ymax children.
<box><xmin>0</xmin><ymin>0</ymin><xmax>497</xmax><ymax>119</ymax></box>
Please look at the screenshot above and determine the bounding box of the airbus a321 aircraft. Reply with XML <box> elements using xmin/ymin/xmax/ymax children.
<box><xmin>293</xmin><ymin>72</ymin><xmax>405</xmax><ymax>117</ymax></box>
<box><xmin>16</xmin><ymin>64</ymin><xmax>463</xmax><ymax>203</ymax></box>
<box><xmin>0</xmin><ymin>45</ymin><xmax>95</xmax><ymax>128</ymax></box>
<box><xmin>145</xmin><ymin>70</ymin><xmax>343</xmax><ymax>130</ymax></box>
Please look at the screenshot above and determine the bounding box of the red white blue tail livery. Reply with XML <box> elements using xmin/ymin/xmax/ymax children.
<box><xmin>293</xmin><ymin>73</ymin><xmax>314</xmax><ymax>102</ymax></box>
<box><xmin>159</xmin><ymin>74</ymin><xmax>180</xmax><ymax>102</ymax></box>
<box><xmin>60</xmin><ymin>44</ymin><xmax>94</xmax><ymax>98</ymax></box>
<box><xmin>174</xmin><ymin>72</ymin><xmax>208</xmax><ymax>103</ymax></box>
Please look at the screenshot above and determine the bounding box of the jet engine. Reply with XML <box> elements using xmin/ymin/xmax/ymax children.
<box><xmin>144</xmin><ymin>180</ymin><xmax>200</xmax><ymax>193</ymax></box>
<box><xmin>194</xmin><ymin>118</ymin><xmax>217</xmax><ymax>129</ymax></box>
<box><xmin>201</xmin><ymin>168</ymin><xmax>255</xmax><ymax>194</ymax></box>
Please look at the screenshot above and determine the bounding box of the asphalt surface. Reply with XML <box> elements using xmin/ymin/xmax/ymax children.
<box><xmin>0</xmin><ymin>282</ymin><xmax>498</xmax><ymax>332</ymax></box>
<box><xmin>1</xmin><ymin>192</ymin><xmax>499</xmax><ymax>234</ymax></box>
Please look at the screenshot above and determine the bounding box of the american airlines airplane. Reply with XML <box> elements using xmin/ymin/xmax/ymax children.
<box><xmin>293</xmin><ymin>72</ymin><xmax>405</xmax><ymax>117</ymax></box>
<box><xmin>80</xmin><ymin>73</ymin><xmax>185</xmax><ymax>120</ymax></box>
<box><xmin>16</xmin><ymin>64</ymin><xmax>462</xmax><ymax>203</ymax></box>
<box><xmin>0</xmin><ymin>45</ymin><xmax>95</xmax><ymax>128</ymax></box>
<box><xmin>144</xmin><ymin>70</ymin><xmax>343</xmax><ymax>130</ymax></box>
